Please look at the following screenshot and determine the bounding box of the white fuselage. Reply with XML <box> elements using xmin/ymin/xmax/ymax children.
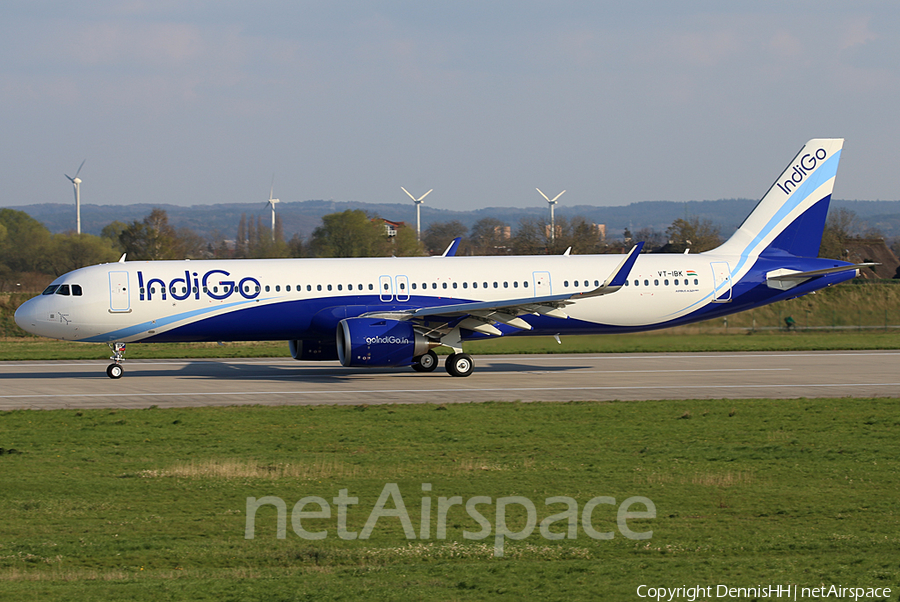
<box><xmin>16</xmin><ymin>252</ymin><xmax>733</xmax><ymax>344</ymax></box>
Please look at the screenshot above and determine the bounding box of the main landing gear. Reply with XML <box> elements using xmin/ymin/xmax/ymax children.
<box><xmin>106</xmin><ymin>342</ymin><xmax>126</xmax><ymax>379</ymax></box>
<box><xmin>412</xmin><ymin>350</ymin><xmax>438</xmax><ymax>372</ymax></box>
<box><xmin>411</xmin><ymin>350</ymin><xmax>474</xmax><ymax>377</ymax></box>
<box><xmin>445</xmin><ymin>353</ymin><xmax>474</xmax><ymax>378</ymax></box>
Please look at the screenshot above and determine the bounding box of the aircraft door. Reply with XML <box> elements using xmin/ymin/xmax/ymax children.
<box><xmin>710</xmin><ymin>262</ymin><xmax>732</xmax><ymax>303</ymax></box>
<box><xmin>533</xmin><ymin>271</ymin><xmax>552</xmax><ymax>296</ymax></box>
<box><xmin>379</xmin><ymin>275</ymin><xmax>393</xmax><ymax>302</ymax></box>
<box><xmin>395</xmin><ymin>275</ymin><xmax>410</xmax><ymax>302</ymax></box>
<box><xmin>109</xmin><ymin>270</ymin><xmax>131</xmax><ymax>312</ymax></box>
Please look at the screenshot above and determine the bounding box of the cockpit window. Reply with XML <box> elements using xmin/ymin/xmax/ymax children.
<box><xmin>56</xmin><ymin>284</ymin><xmax>71</xmax><ymax>296</ymax></box>
<box><xmin>72</xmin><ymin>284</ymin><xmax>83</xmax><ymax>296</ymax></box>
<box><xmin>42</xmin><ymin>285</ymin><xmax>59</xmax><ymax>295</ymax></box>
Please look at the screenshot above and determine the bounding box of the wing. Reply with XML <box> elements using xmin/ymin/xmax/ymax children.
<box><xmin>363</xmin><ymin>243</ymin><xmax>644</xmax><ymax>337</ymax></box>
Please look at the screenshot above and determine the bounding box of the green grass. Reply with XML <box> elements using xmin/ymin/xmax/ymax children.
<box><xmin>0</xmin><ymin>399</ymin><xmax>897</xmax><ymax>600</ymax></box>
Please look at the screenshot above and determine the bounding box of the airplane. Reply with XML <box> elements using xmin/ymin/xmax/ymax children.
<box><xmin>15</xmin><ymin>138</ymin><xmax>874</xmax><ymax>379</ymax></box>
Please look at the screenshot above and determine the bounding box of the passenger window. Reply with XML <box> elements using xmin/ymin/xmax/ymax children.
<box><xmin>442</xmin><ymin>283</ymin><xmax>448</xmax><ymax>289</ymax></box>
<box><xmin>694</xmin><ymin>279</ymin><xmax>699</xmax><ymax>285</ymax></box>
<box><xmin>317</xmin><ymin>285</ymin><xmax>322</xmax><ymax>291</ymax></box>
<box><xmin>514</xmin><ymin>281</ymin><xmax>518</xmax><ymax>288</ymax></box>
<box><xmin>524</xmin><ymin>282</ymin><xmax>528</xmax><ymax>288</ymax></box>
<box><xmin>654</xmin><ymin>279</ymin><xmax>659</xmax><ymax>286</ymax></box>
<box><xmin>483</xmin><ymin>282</ymin><xmax>488</xmax><ymax>289</ymax></box>
<box><xmin>286</xmin><ymin>285</ymin><xmax>290</xmax><ymax>292</ymax></box>
<box><xmin>368</xmin><ymin>284</ymin><xmax>374</xmax><ymax>291</ymax></box>
<box><xmin>643</xmin><ymin>280</ymin><xmax>649</xmax><ymax>286</ymax></box>
<box><xmin>327</xmin><ymin>284</ymin><xmax>332</xmax><ymax>291</ymax></box>
<box><xmin>432</xmin><ymin>283</ymin><xmax>437</xmax><ymax>289</ymax></box>
<box><xmin>634</xmin><ymin>279</ymin><xmax>639</xmax><ymax>286</ymax></box>
<box><xmin>664</xmin><ymin>279</ymin><xmax>669</xmax><ymax>286</ymax></box>
<box><xmin>453</xmin><ymin>282</ymin><xmax>458</xmax><ymax>289</ymax></box>
<box><xmin>411</xmin><ymin>283</ymin><xmax>416</xmax><ymax>290</ymax></box>
<box><xmin>564</xmin><ymin>281</ymin><xmax>569</xmax><ymax>287</ymax></box>
<box><xmin>624</xmin><ymin>281</ymin><xmax>629</xmax><ymax>286</ymax></box>
<box><xmin>400</xmin><ymin>283</ymin><xmax>405</xmax><ymax>290</ymax></box>
<box><xmin>472</xmin><ymin>282</ymin><xmax>476</xmax><ymax>288</ymax></box>
<box><xmin>463</xmin><ymin>282</ymin><xmax>468</xmax><ymax>289</ymax></box>
<box><xmin>56</xmin><ymin>285</ymin><xmax>70</xmax><ymax>296</ymax></box>
<box><xmin>674</xmin><ymin>279</ymin><xmax>679</xmax><ymax>285</ymax></box>
<box><xmin>504</xmin><ymin>282</ymin><xmax>508</xmax><ymax>288</ymax></box>
<box><xmin>493</xmin><ymin>282</ymin><xmax>498</xmax><ymax>288</ymax></box>
<box><xmin>337</xmin><ymin>284</ymin><xmax>342</xmax><ymax>291</ymax></box>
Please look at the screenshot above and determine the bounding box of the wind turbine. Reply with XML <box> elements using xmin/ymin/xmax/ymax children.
<box><xmin>401</xmin><ymin>187</ymin><xmax>432</xmax><ymax>241</ymax></box>
<box><xmin>536</xmin><ymin>188</ymin><xmax>565</xmax><ymax>244</ymax></box>
<box><xmin>65</xmin><ymin>160</ymin><xmax>86</xmax><ymax>234</ymax></box>
<box><xmin>265</xmin><ymin>175</ymin><xmax>280</xmax><ymax>242</ymax></box>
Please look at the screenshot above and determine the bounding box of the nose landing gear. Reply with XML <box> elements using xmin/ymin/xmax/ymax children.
<box><xmin>106</xmin><ymin>342</ymin><xmax>126</xmax><ymax>379</ymax></box>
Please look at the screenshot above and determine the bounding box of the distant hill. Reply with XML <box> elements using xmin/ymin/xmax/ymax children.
<box><xmin>9</xmin><ymin>198</ymin><xmax>900</xmax><ymax>241</ymax></box>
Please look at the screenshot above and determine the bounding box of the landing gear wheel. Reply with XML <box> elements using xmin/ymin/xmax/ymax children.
<box><xmin>412</xmin><ymin>350</ymin><xmax>439</xmax><ymax>373</ymax></box>
<box><xmin>107</xmin><ymin>342</ymin><xmax>126</xmax><ymax>379</ymax></box>
<box><xmin>445</xmin><ymin>353</ymin><xmax>474</xmax><ymax>377</ymax></box>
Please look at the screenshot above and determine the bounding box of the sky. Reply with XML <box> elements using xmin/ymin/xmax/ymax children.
<box><xmin>2</xmin><ymin>1</ymin><xmax>899</xmax><ymax>215</ymax></box>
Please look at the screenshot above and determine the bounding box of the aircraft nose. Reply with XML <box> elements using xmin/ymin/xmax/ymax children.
<box><xmin>14</xmin><ymin>297</ymin><xmax>40</xmax><ymax>334</ymax></box>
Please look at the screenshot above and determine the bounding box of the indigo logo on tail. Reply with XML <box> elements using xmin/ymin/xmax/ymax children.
<box><xmin>776</xmin><ymin>147</ymin><xmax>827</xmax><ymax>195</ymax></box>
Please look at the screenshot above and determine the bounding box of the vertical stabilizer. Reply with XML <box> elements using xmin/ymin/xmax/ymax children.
<box><xmin>715</xmin><ymin>139</ymin><xmax>843</xmax><ymax>260</ymax></box>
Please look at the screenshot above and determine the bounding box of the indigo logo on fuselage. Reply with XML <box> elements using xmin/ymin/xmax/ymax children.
<box><xmin>365</xmin><ymin>336</ymin><xmax>410</xmax><ymax>345</ymax></box>
<box><xmin>776</xmin><ymin>148</ymin><xmax>827</xmax><ymax>195</ymax></box>
<box><xmin>137</xmin><ymin>270</ymin><xmax>261</xmax><ymax>302</ymax></box>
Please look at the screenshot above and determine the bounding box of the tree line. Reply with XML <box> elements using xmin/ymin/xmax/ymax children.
<box><xmin>0</xmin><ymin>204</ymin><xmax>882</xmax><ymax>293</ymax></box>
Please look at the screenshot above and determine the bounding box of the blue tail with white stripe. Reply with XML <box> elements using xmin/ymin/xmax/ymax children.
<box><xmin>716</xmin><ymin>139</ymin><xmax>843</xmax><ymax>262</ymax></box>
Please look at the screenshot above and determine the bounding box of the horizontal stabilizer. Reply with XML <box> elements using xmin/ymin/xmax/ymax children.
<box><xmin>767</xmin><ymin>263</ymin><xmax>878</xmax><ymax>281</ymax></box>
<box><xmin>766</xmin><ymin>263</ymin><xmax>878</xmax><ymax>290</ymax></box>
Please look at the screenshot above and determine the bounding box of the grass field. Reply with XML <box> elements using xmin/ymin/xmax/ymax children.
<box><xmin>0</xmin><ymin>399</ymin><xmax>897</xmax><ymax>601</ymax></box>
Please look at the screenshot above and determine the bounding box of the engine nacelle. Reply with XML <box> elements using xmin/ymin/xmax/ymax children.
<box><xmin>336</xmin><ymin>318</ymin><xmax>434</xmax><ymax>367</ymax></box>
<box><xmin>289</xmin><ymin>339</ymin><xmax>338</xmax><ymax>361</ymax></box>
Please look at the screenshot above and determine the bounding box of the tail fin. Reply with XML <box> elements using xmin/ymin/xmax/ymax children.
<box><xmin>716</xmin><ymin>139</ymin><xmax>843</xmax><ymax>259</ymax></box>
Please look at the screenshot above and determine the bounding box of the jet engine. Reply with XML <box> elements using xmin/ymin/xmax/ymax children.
<box><xmin>336</xmin><ymin>318</ymin><xmax>435</xmax><ymax>367</ymax></box>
